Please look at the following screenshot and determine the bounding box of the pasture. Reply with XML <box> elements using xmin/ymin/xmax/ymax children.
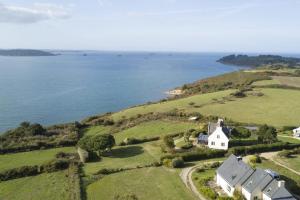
<box><xmin>86</xmin><ymin>167</ymin><xmax>196</xmax><ymax>200</ymax></box>
<box><xmin>0</xmin><ymin>170</ymin><xmax>71</xmax><ymax>200</ymax></box>
<box><xmin>0</xmin><ymin>147</ymin><xmax>75</xmax><ymax>172</ymax></box>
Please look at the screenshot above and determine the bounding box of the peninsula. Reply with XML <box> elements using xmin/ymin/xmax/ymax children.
<box><xmin>0</xmin><ymin>49</ymin><xmax>56</xmax><ymax>57</ymax></box>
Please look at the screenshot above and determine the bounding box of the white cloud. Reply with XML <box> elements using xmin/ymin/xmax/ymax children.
<box><xmin>0</xmin><ymin>2</ymin><xmax>71</xmax><ymax>24</ymax></box>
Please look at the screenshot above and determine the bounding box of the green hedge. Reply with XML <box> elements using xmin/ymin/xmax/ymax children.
<box><xmin>229</xmin><ymin>139</ymin><xmax>259</xmax><ymax>147</ymax></box>
<box><xmin>228</xmin><ymin>142</ymin><xmax>300</xmax><ymax>156</ymax></box>
<box><xmin>160</xmin><ymin>149</ymin><xmax>226</xmax><ymax>162</ymax></box>
<box><xmin>0</xmin><ymin>166</ymin><xmax>39</xmax><ymax>181</ymax></box>
<box><xmin>119</xmin><ymin>136</ymin><xmax>160</xmax><ymax>146</ymax></box>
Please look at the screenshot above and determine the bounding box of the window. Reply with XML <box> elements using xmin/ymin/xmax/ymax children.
<box><xmin>221</xmin><ymin>143</ymin><xmax>225</xmax><ymax>146</ymax></box>
<box><xmin>211</xmin><ymin>141</ymin><xmax>215</xmax><ymax>145</ymax></box>
<box><xmin>217</xmin><ymin>135</ymin><xmax>220</xmax><ymax>139</ymax></box>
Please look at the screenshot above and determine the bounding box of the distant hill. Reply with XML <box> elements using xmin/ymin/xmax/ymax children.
<box><xmin>0</xmin><ymin>49</ymin><xmax>56</xmax><ymax>57</ymax></box>
<box><xmin>218</xmin><ymin>54</ymin><xmax>300</xmax><ymax>67</ymax></box>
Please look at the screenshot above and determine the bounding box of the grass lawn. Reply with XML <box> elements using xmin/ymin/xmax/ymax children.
<box><xmin>256</xmin><ymin>159</ymin><xmax>300</xmax><ymax>196</ymax></box>
<box><xmin>272</xmin><ymin>76</ymin><xmax>300</xmax><ymax>88</ymax></box>
<box><xmin>0</xmin><ymin>147</ymin><xmax>76</xmax><ymax>172</ymax></box>
<box><xmin>252</xmin><ymin>79</ymin><xmax>280</xmax><ymax>86</ymax></box>
<box><xmin>114</xmin><ymin>120</ymin><xmax>199</xmax><ymax>144</ymax></box>
<box><xmin>111</xmin><ymin>90</ymin><xmax>234</xmax><ymax>121</ymax></box>
<box><xmin>274</xmin><ymin>155</ymin><xmax>300</xmax><ymax>173</ymax></box>
<box><xmin>190</xmin><ymin>88</ymin><xmax>300</xmax><ymax>126</ymax></box>
<box><xmin>278</xmin><ymin>135</ymin><xmax>300</xmax><ymax>144</ymax></box>
<box><xmin>0</xmin><ymin>170</ymin><xmax>71</xmax><ymax>200</ymax></box>
<box><xmin>112</xmin><ymin>88</ymin><xmax>300</xmax><ymax>126</ymax></box>
<box><xmin>83</xmin><ymin>125</ymin><xmax>111</xmax><ymax>136</ymax></box>
<box><xmin>83</xmin><ymin>142</ymin><xmax>162</xmax><ymax>175</ymax></box>
<box><xmin>86</xmin><ymin>167</ymin><xmax>196</xmax><ymax>200</ymax></box>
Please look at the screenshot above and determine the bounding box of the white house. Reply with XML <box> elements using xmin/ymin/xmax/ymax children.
<box><xmin>217</xmin><ymin>155</ymin><xmax>296</xmax><ymax>200</ymax></box>
<box><xmin>208</xmin><ymin>119</ymin><xmax>230</xmax><ymax>150</ymax></box>
<box><xmin>293</xmin><ymin>127</ymin><xmax>300</xmax><ymax>138</ymax></box>
<box><xmin>216</xmin><ymin>155</ymin><xmax>254</xmax><ymax>197</ymax></box>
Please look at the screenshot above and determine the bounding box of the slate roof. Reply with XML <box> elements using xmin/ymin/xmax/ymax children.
<box><xmin>242</xmin><ymin>168</ymin><xmax>273</xmax><ymax>193</ymax></box>
<box><xmin>263</xmin><ymin>179</ymin><xmax>296</xmax><ymax>200</ymax></box>
<box><xmin>208</xmin><ymin>122</ymin><xmax>230</xmax><ymax>136</ymax></box>
<box><xmin>198</xmin><ymin>133</ymin><xmax>208</xmax><ymax>142</ymax></box>
<box><xmin>217</xmin><ymin>155</ymin><xmax>254</xmax><ymax>187</ymax></box>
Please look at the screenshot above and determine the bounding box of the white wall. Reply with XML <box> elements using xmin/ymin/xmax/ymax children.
<box><xmin>262</xmin><ymin>193</ymin><xmax>271</xmax><ymax>200</ymax></box>
<box><xmin>242</xmin><ymin>188</ymin><xmax>251</xmax><ymax>200</ymax></box>
<box><xmin>208</xmin><ymin>127</ymin><xmax>229</xmax><ymax>150</ymax></box>
<box><xmin>217</xmin><ymin>173</ymin><xmax>235</xmax><ymax>196</ymax></box>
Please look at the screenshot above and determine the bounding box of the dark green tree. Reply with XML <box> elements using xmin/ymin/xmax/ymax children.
<box><xmin>257</xmin><ymin>125</ymin><xmax>277</xmax><ymax>144</ymax></box>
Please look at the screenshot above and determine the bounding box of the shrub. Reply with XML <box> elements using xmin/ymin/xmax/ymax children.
<box><xmin>122</xmin><ymin>136</ymin><xmax>160</xmax><ymax>145</ymax></box>
<box><xmin>181</xmin><ymin>142</ymin><xmax>193</xmax><ymax>150</ymax></box>
<box><xmin>210</xmin><ymin>162</ymin><xmax>221</xmax><ymax>168</ymax></box>
<box><xmin>249</xmin><ymin>155</ymin><xmax>261</xmax><ymax>164</ymax></box>
<box><xmin>198</xmin><ymin>178</ymin><xmax>217</xmax><ymax>200</ymax></box>
<box><xmin>171</xmin><ymin>157</ymin><xmax>185</xmax><ymax>168</ymax></box>
<box><xmin>231</xmin><ymin>127</ymin><xmax>251</xmax><ymax>138</ymax></box>
<box><xmin>162</xmin><ymin>159</ymin><xmax>172</xmax><ymax>168</ymax></box>
<box><xmin>0</xmin><ymin>166</ymin><xmax>39</xmax><ymax>181</ymax></box>
<box><xmin>163</xmin><ymin>135</ymin><xmax>175</xmax><ymax>149</ymax></box>
<box><xmin>40</xmin><ymin>159</ymin><xmax>70</xmax><ymax>173</ymax></box>
<box><xmin>78</xmin><ymin>134</ymin><xmax>115</xmax><ymax>153</ymax></box>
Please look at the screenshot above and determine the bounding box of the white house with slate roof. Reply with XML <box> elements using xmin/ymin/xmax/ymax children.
<box><xmin>208</xmin><ymin>119</ymin><xmax>230</xmax><ymax>150</ymax></box>
<box><xmin>216</xmin><ymin>155</ymin><xmax>296</xmax><ymax>200</ymax></box>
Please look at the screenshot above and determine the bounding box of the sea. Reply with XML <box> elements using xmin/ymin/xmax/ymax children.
<box><xmin>0</xmin><ymin>51</ymin><xmax>243</xmax><ymax>132</ymax></box>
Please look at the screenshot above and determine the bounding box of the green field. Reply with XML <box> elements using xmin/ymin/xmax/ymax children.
<box><xmin>83</xmin><ymin>142</ymin><xmax>162</xmax><ymax>175</ymax></box>
<box><xmin>252</xmin><ymin>79</ymin><xmax>280</xmax><ymax>86</ymax></box>
<box><xmin>278</xmin><ymin>135</ymin><xmax>300</xmax><ymax>144</ymax></box>
<box><xmin>114</xmin><ymin>120</ymin><xmax>198</xmax><ymax>143</ymax></box>
<box><xmin>83</xmin><ymin>125</ymin><xmax>111</xmax><ymax>136</ymax></box>
<box><xmin>0</xmin><ymin>147</ymin><xmax>75</xmax><ymax>172</ymax></box>
<box><xmin>111</xmin><ymin>88</ymin><xmax>300</xmax><ymax>126</ymax></box>
<box><xmin>111</xmin><ymin>90</ymin><xmax>234</xmax><ymax>121</ymax></box>
<box><xmin>0</xmin><ymin>170</ymin><xmax>71</xmax><ymax>200</ymax></box>
<box><xmin>272</xmin><ymin>76</ymin><xmax>300</xmax><ymax>88</ymax></box>
<box><xmin>275</xmin><ymin>155</ymin><xmax>300</xmax><ymax>173</ymax></box>
<box><xmin>86</xmin><ymin>167</ymin><xmax>196</xmax><ymax>200</ymax></box>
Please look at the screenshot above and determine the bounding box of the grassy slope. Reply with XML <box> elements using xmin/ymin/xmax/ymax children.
<box><xmin>111</xmin><ymin>90</ymin><xmax>234</xmax><ymax>121</ymax></box>
<box><xmin>275</xmin><ymin>155</ymin><xmax>300</xmax><ymax>173</ymax></box>
<box><xmin>197</xmin><ymin>88</ymin><xmax>300</xmax><ymax>126</ymax></box>
<box><xmin>114</xmin><ymin>120</ymin><xmax>199</xmax><ymax>143</ymax></box>
<box><xmin>0</xmin><ymin>170</ymin><xmax>70</xmax><ymax>200</ymax></box>
<box><xmin>278</xmin><ymin>136</ymin><xmax>300</xmax><ymax>144</ymax></box>
<box><xmin>0</xmin><ymin>147</ymin><xmax>75</xmax><ymax>172</ymax></box>
<box><xmin>112</xmin><ymin>88</ymin><xmax>300</xmax><ymax>126</ymax></box>
<box><xmin>84</xmin><ymin>142</ymin><xmax>161</xmax><ymax>175</ymax></box>
<box><xmin>252</xmin><ymin>79</ymin><xmax>280</xmax><ymax>86</ymax></box>
<box><xmin>86</xmin><ymin>167</ymin><xmax>196</xmax><ymax>200</ymax></box>
<box><xmin>83</xmin><ymin>125</ymin><xmax>111</xmax><ymax>136</ymax></box>
<box><xmin>272</xmin><ymin>76</ymin><xmax>300</xmax><ymax>87</ymax></box>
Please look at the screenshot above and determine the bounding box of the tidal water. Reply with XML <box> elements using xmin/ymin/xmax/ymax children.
<box><xmin>0</xmin><ymin>51</ymin><xmax>241</xmax><ymax>132</ymax></box>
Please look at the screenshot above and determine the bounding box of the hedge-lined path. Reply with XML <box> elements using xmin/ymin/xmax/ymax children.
<box><xmin>180</xmin><ymin>164</ymin><xmax>207</xmax><ymax>200</ymax></box>
<box><xmin>260</xmin><ymin>152</ymin><xmax>300</xmax><ymax>176</ymax></box>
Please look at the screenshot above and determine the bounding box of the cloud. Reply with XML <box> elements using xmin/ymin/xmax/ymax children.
<box><xmin>127</xmin><ymin>3</ymin><xmax>257</xmax><ymax>18</ymax></box>
<box><xmin>0</xmin><ymin>2</ymin><xmax>70</xmax><ymax>24</ymax></box>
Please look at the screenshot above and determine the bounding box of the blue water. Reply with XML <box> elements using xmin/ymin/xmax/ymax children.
<box><xmin>0</xmin><ymin>52</ymin><xmax>241</xmax><ymax>132</ymax></box>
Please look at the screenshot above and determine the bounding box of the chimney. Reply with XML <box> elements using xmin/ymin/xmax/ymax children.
<box><xmin>237</xmin><ymin>156</ymin><xmax>242</xmax><ymax>161</ymax></box>
<box><xmin>217</xmin><ymin>118</ymin><xmax>224</xmax><ymax>127</ymax></box>
<box><xmin>278</xmin><ymin>180</ymin><xmax>285</xmax><ymax>188</ymax></box>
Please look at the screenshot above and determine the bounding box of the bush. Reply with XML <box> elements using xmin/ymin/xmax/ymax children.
<box><xmin>0</xmin><ymin>166</ymin><xmax>39</xmax><ymax>181</ymax></box>
<box><xmin>210</xmin><ymin>162</ymin><xmax>221</xmax><ymax>168</ymax></box>
<box><xmin>78</xmin><ymin>134</ymin><xmax>115</xmax><ymax>153</ymax></box>
<box><xmin>229</xmin><ymin>139</ymin><xmax>259</xmax><ymax>147</ymax></box>
<box><xmin>171</xmin><ymin>157</ymin><xmax>185</xmax><ymax>168</ymax></box>
<box><xmin>161</xmin><ymin>149</ymin><xmax>226</xmax><ymax>162</ymax></box>
<box><xmin>231</xmin><ymin>127</ymin><xmax>251</xmax><ymax>139</ymax></box>
<box><xmin>163</xmin><ymin>135</ymin><xmax>175</xmax><ymax>149</ymax></box>
<box><xmin>198</xmin><ymin>178</ymin><xmax>217</xmax><ymax>200</ymax></box>
<box><xmin>40</xmin><ymin>159</ymin><xmax>70</xmax><ymax>173</ymax></box>
<box><xmin>181</xmin><ymin>142</ymin><xmax>193</xmax><ymax>150</ymax></box>
<box><xmin>162</xmin><ymin>159</ymin><xmax>172</xmax><ymax>168</ymax></box>
<box><xmin>249</xmin><ymin>155</ymin><xmax>261</xmax><ymax>164</ymax></box>
<box><xmin>228</xmin><ymin>142</ymin><xmax>300</xmax><ymax>156</ymax></box>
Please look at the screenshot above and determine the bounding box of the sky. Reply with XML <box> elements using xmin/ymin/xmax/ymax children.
<box><xmin>0</xmin><ymin>0</ymin><xmax>300</xmax><ymax>53</ymax></box>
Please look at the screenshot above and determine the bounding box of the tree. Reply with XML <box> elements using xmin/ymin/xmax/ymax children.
<box><xmin>163</xmin><ymin>135</ymin><xmax>175</xmax><ymax>149</ymax></box>
<box><xmin>231</xmin><ymin>127</ymin><xmax>251</xmax><ymax>138</ymax></box>
<box><xmin>257</xmin><ymin>125</ymin><xmax>277</xmax><ymax>144</ymax></box>
<box><xmin>78</xmin><ymin>134</ymin><xmax>115</xmax><ymax>153</ymax></box>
